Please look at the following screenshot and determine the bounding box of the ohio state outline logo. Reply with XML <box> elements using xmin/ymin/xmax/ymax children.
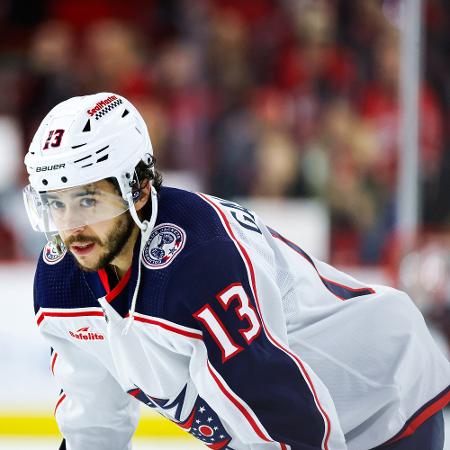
<box><xmin>141</xmin><ymin>223</ymin><xmax>186</xmax><ymax>270</ymax></box>
<box><xmin>42</xmin><ymin>240</ymin><xmax>67</xmax><ymax>265</ymax></box>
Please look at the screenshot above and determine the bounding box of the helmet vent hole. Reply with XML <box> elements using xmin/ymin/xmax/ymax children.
<box><xmin>81</xmin><ymin>163</ymin><xmax>93</xmax><ymax>168</ymax></box>
<box><xmin>42</xmin><ymin>179</ymin><xmax>48</xmax><ymax>186</ymax></box>
<box><xmin>122</xmin><ymin>109</ymin><xmax>129</xmax><ymax>118</ymax></box>
<box><xmin>96</xmin><ymin>154</ymin><xmax>109</xmax><ymax>163</ymax></box>
<box><xmin>82</xmin><ymin>120</ymin><xmax>91</xmax><ymax>132</ymax></box>
<box><xmin>74</xmin><ymin>154</ymin><xmax>91</xmax><ymax>164</ymax></box>
<box><xmin>61</xmin><ymin>176</ymin><xmax>68</xmax><ymax>183</ymax></box>
<box><xmin>95</xmin><ymin>145</ymin><xmax>109</xmax><ymax>154</ymax></box>
<box><xmin>72</xmin><ymin>143</ymin><xmax>87</xmax><ymax>149</ymax></box>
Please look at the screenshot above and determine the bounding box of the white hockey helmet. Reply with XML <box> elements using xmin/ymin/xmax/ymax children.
<box><xmin>23</xmin><ymin>92</ymin><xmax>157</xmax><ymax>234</ymax></box>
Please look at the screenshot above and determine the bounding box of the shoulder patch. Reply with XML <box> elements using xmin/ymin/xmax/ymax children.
<box><xmin>141</xmin><ymin>223</ymin><xmax>186</xmax><ymax>270</ymax></box>
<box><xmin>42</xmin><ymin>240</ymin><xmax>67</xmax><ymax>265</ymax></box>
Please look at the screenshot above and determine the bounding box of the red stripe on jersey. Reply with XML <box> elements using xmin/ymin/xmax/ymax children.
<box><xmin>51</xmin><ymin>352</ymin><xmax>58</xmax><ymax>375</ymax></box>
<box><xmin>54</xmin><ymin>393</ymin><xmax>66</xmax><ymax>415</ymax></box>
<box><xmin>178</xmin><ymin>407</ymin><xmax>196</xmax><ymax>430</ymax></box>
<box><xmin>199</xmin><ymin>193</ymin><xmax>331</xmax><ymax>450</ymax></box>
<box><xmin>206</xmin><ymin>360</ymin><xmax>272</xmax><ymax>443</ymax></box>
<box><xmin>386</xmin><ymin>388</ymin><xmax>450</xmax><ymax>444</ymax></box>
<box><xmin>98</xmin><ymin>267</ymin><xmax>132</xmax><ymax>302</ymax></box>
<box><xmin>37</xmin><ymin>310</ymin><xmax>104</xmax><ymax>326</ymax></box>
<box><xmin>133</xmin><ymin>314</ymin><xmax>203</xmax><ymax>340</ymax></box>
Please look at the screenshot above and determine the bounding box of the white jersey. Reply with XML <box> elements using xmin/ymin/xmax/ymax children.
<box><xmin>34</xmin><ymin>187</ymin><xmax>450</xmax><ymax>450</ymax></box>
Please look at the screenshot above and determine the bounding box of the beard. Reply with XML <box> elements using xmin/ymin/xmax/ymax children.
<box><xmin>63</xmin><ymin>212</ymin><xmax>135</xmax><ymax>272</ymax></box>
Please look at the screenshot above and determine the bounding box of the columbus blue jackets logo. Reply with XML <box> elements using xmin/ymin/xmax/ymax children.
<box><xmin>141</xmin><ymin>223</ymin><xmax>186</xmax><ymax>270</ymax></box>
<box><xmin>42</xmin><ymin>240</ymin><xmax>66</xmax><ymax>265</ymax></box>
<box><xmin>128</xmin><ymin>386</ymin><xmax>231</xmax><ymax>449</ymax></box>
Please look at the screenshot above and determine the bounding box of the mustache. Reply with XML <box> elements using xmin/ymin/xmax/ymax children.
<box><xmin>64</xmin><ymin>234</ymin><xmax>102</xmax><ymax>247</ymax></box>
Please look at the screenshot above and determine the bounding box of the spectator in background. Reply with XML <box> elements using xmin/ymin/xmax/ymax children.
<box><xmin>360</xmin><ymin>27</ymin><xmax>444</xmax><ymax>188</ymax></box>
<box><xmin>399</xmin><ymin>238</ymin><xmax>450</xmax><ymax>359</ymax></box>
<box><xmin>358</xmin><ymin>26</ymin><xmax>445</xmax><ymax>262</ymax></box>
<box><xmin>276</xmin><ymin>0</ymin><xmax>357</xmax><ymax>146</ymax></box>
<box><xmin>155</xmin><ymin>40</ymin><xmax>211</xmax><ymax>187</ymax></box>
<box><xmin>208</xmin><ymin>8</ymin><xmax>257</xmax><ymax>197</ymax></box>
<box><xmin>251</xmin><ymin>130</ymin><xmax>300</xmax><ymax>198</ymax></box>
<box><xmin>22</xmin><ymin>20</ymin><xmax>80</xmax><ymax>140</ymax></box>
<box><xmin>0</xmin><ymin>116</ymin><xmax>22</xmax><ymax>259</ymax></box>
<box><xmin>81</xmin><ymin>19</ymin><xmax>151</xmax><ymax>99</ymax></box>
<box><xmin>301</xmin><ymin>98</ymin><xmax>380</xmax><ymax>265</ymax></box>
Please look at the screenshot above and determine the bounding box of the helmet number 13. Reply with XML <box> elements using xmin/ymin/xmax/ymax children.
<box><xmin>193</xmin><ymin>283</ymin><xmax>262</xmax><ymax>362</ymax></box>
<box><xmin>43</xmin><ymin>129</ymin><xmax>65</xmax><ymax>150</ymax></box>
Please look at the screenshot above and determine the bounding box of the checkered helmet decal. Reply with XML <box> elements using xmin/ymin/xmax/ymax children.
<box><xmin>94</xmin><ymin>98</ymin><xmax>123</xmax><ymax>120</ymax></box>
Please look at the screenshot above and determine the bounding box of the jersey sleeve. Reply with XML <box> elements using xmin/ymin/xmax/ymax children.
<box><xmin>47</xmin><ymin>342</ymin><xmax>140</xmax><ymax>450</ymax></box>
<box><xmin>165</xmin><ymin>239</ymin><xmax>346</xmax><ymax>449</ymax></box>
<box><xmin>34</xmin><ymin>255</ymin><xmax>140</xmax><ymax>450</ymax></box>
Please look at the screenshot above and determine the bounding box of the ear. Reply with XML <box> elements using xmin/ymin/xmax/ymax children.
<box><xmin>134</xmin><ymin>180</ymin><xmax>151</xmax><ymax>212</ymax></box>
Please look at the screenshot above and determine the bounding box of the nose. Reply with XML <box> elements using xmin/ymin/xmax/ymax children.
<box><xmin>67</xmin><ymin>225</ymin><xmax>87</xmax><ymax>236</ymax></box>
<box><xmin>52</xmin><ymin>204</ymin><xmax>85</xmax><ymax>232</ymax></box>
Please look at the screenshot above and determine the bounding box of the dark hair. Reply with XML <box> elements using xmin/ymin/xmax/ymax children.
<box><xmin>135</xmin><ymin>158</ymin><xmax>163</xmax><ymax>192</ymax></box>
<box><xmin>107</xmin><ymin>156</ymin><xmax>163</xmax><ymax>196</ymax></box>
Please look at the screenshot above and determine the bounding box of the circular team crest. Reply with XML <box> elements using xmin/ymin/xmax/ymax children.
<box><xmin>142</xmin><ymin>223</ymin><xmax>186</xmax><ymax>270</ymax></box>
<box><xmin>42</xmin><ymin>240</ymin><xmax>67</xmax><ymax>265</ymax></box>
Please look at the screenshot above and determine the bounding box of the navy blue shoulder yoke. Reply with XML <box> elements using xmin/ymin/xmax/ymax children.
<box><xmin>34</xmin><ymin>248</ymin><xmax>97</xmax><ymax>314</ymax></box>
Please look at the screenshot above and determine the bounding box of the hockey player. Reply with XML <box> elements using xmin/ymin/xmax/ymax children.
<box><xmin>23</xmin><ymin>93</ymin><xmax>449</xmax><ymax>450</ymax></box>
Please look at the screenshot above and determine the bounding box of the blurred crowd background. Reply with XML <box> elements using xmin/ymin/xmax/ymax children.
<box><xmin>0</xmin><ymin>0</ymin><xmax>449</xmax><ymax>348</ymax></box>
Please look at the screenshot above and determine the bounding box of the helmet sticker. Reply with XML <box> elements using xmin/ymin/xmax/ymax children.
<box><xmin>87</xmin><ymin>95</ymin><xmax>123</xmax><ymax>120</ymax></box>
<box><xmin>43</xmin><ymin>129</ymin><xmax>65</xmax><ymax>150</ymax></box>
<box><xmin>141</xmin><ymin>223</ymin><xmax>186</xmax><ymax>270</ymax></box>
<box><xmin>42</xmin><ymin>240</ymin><xmax>67</xmax><ymax>265</ymax></box>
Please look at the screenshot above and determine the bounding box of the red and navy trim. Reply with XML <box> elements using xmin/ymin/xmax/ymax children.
<box><xmin>36</xmin><ymin>307</ymin><xmax>105</xmax><ymax>326</ymax></box>
<box><xmin>54</xmin><ymin>391</ymin><xmax>66</xmax><ymax>415</ymax></box>
<box><xmin>51</xmin><ymin>351</ymin><xmax>58</xmax><ymax>375</ymax></box>
<box><xmin>269</xmin><ymin>227</ymin><xmax>375</xmax><ymax>301</ymax></box>
<box><xmin>383</xmin><ymin>385</ymin><xmax>450</xmax><ymax>445</ymax></box>
<box><xmin>132</xmin><ymin>312</ymin><xmax>203</xmax><ymax>340</ymax></box>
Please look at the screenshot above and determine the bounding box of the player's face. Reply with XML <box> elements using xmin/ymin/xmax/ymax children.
<box><xmin>58</xmin><ymin>181</ymin><xmax>135</xmax><ymax>272</ymax></box>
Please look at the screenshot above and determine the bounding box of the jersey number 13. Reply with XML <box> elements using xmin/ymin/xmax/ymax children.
<box><xmin>194</xmin><ymin>283</ymin><xmax>262</xmax><ymax>362</ymax></box>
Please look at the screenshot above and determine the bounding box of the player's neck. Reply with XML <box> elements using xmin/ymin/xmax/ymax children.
<box><xmin>110</xmin><ymin>225</ymin><xmax>141</xmax><ymax>279</ymax></box>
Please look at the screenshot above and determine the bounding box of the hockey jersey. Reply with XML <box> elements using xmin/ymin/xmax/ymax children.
<box><xmin>34</xmin><ymin>187</ymin><xmax>450</xmax><ymax>450</ymax></box>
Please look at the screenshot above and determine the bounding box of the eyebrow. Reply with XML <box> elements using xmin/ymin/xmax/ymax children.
<box><xmin>73</xmin><ymin>189</ymin><xmax>98</xmax><ymax>197</ymax></box>
<box><xmin>46</xmin><ymin>189</ymin><xmax>99</xmax><ymax>200</ymax></box>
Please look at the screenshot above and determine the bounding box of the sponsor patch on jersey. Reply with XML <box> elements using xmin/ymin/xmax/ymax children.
<box><xmin>43</xmin><ymin>240</ymin><xmax>67</xmax><ymax>265</ymax></box>
<box><xmin>69</xmin><ymin>326</ymin><xmax>105</xmax><ymax>341</ymax></box>
<box><xmin>141</xmin><ymin>223</ymin><xmax>186</xmax><ymax>270</ymax></box>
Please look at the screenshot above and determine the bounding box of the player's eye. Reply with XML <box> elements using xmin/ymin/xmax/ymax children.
<box><xmin>80</xmin><ymin>197</ymin><xmax>97</xmax><ymax>208</ymax></box>
<box><xmin>49</xmin><ymin>200</ymin><xmax>66</xmax><ymax>210</ymax></box>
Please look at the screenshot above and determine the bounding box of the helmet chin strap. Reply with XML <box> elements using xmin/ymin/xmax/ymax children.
<box><xmin>126</xmin><ymin>185</ymin><xmax>158</xmax><ymax>235</ymax></box>
<box><xmin>122</xmin><ymin>185</ymin><xmax>158</xmax><ymax>335</ymax></box>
